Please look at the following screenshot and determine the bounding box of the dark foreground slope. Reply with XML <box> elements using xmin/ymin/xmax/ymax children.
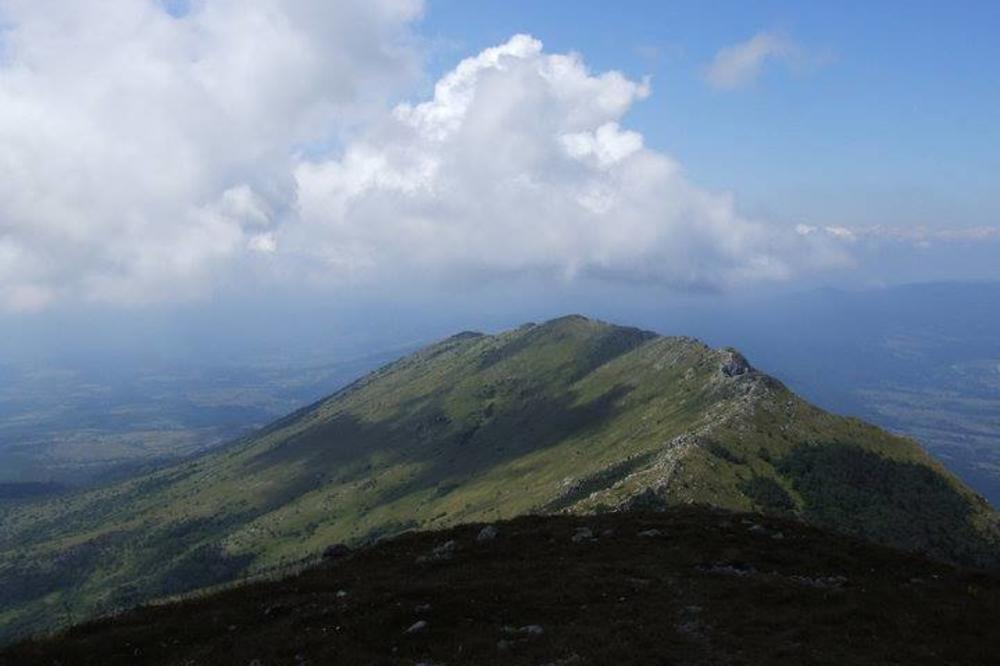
<box><xmin>1</xmin><ymin>316</ymin><xmax>998</xmax><ymax>642</ymax></box>
<box><xmin>5</xmin><ymin>508</ymin><xmax>1000</xmax><ymax>666</ymax></box>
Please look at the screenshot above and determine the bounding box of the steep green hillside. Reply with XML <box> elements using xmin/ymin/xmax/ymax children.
<box><xmin>1</xmin><ymin>315</ymin><xmax>998</xmax><ymax>642</ymax></box>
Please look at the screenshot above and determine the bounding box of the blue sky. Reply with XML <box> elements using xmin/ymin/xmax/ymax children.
<box><xmin>421</xmin><ymin>0</ymin><xmax>1000</xmax><ymax>229</ymax></box>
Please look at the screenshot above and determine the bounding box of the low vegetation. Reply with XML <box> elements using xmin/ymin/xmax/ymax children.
<box><xmin>4</xmin><ymin>508</ymin><xmax>999</xmax><ymax>665</ymax></box>
<box><xmin>1</xmin><ymin>316</ymin><xmax>997</xmax><ymax>644</ymax></box>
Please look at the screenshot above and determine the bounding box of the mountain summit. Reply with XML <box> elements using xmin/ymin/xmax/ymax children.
<box><xmin>1</xmin><ymin>315</ymin><xmax>998</xmax><ymax>641</ymax></box>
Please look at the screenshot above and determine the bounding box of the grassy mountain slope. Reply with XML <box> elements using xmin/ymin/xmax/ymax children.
<box><xmin>5</xmin><ymin>508</ymin><xmax>1000</xmax><ymax>665</ymax></box>
<box><xmin>1</xmin><ymin>315</ymin><xmax>998</xmax><ymax>642</ymax></box>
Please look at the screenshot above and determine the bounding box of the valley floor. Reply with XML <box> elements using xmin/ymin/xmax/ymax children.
<box><xmin>3</xmin><ymin>507</ymin><xmax>999</xmax><ymax>665</ymax></box>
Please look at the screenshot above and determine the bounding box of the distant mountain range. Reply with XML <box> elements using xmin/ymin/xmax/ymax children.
<box><xmin>1</xmin><ymin>315</ymin><xmax>997</xmax><ymax>643</ymax></box>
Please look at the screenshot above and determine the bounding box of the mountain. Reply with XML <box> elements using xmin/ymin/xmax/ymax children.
<box><xmin>701</xmin><ymin>282</ymin><xmax>1000</xmax><ymax>508</ymax></box>
<box><xmin>1</xmin><ymin>315</ymin><xmax>998</xmax><ymax>643</ymax></box>
<box><xmin>5</xmin><ymin>508</ymin><xmax>1000</xmax><ymax>665</ymax></box>
<box><xmin>625</xmin><ymin>282</ymin><xmax>1000</xmax><ymax>507</ymax></box>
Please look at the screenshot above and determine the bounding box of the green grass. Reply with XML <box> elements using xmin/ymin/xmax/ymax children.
<box><xmin>1</xmin><ymin>315</ymin><xmax>998</xmax><ymax>644</ymax></box>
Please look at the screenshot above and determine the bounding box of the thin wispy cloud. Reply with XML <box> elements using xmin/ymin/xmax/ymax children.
<box><xmin>705</xmin><ymin>31</ymin><xmax>797</xmax><ymax>90</ymax></box>
<box><xmin>796</xmin><ymin>224</ymin><xmax>1000</xmax><ymax>246</ymax></box>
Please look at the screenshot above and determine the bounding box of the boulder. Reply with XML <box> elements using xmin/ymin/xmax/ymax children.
<box><xmin>477</xmin><ymin>525</ymin><xmax>500</xmax><ymax>542</ymax></box>
<box><xmin>406</xmin><ymin>620</ymin><xmax>429</xmax><ymax>634</ymax></box>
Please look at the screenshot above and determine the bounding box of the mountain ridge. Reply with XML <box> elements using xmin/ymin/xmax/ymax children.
<box><xmin>1</xmin><ymin>315</ymin><xmax>997</xmax><ymax>643</ymax></box>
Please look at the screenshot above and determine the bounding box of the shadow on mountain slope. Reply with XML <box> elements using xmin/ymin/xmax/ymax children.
<box><xmin>5</xmin><ymin>507</ymin><xmax>999</xmax><ymax>666</ymax></box>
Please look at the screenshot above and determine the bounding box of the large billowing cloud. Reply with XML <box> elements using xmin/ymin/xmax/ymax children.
<box><xmin>0</xmin><ymin>8</ymin><xmax>838</xmax><ymax>312</ymax></box>
<box><xmin>289</xmin><ymin>35</ymin><xmax>834</xmax><ymax>289</ymax></box>
<box><xmin>0</xmin><ymin>0</ymin><xmax>422</xmax><ymax>310</ymax></box>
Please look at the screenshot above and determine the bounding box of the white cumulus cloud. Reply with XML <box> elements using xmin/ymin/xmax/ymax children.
<box><xmin>288</xmin><ymin>34</ymin><xmax>835</xmax><ymax>290</ymax></box>
<box><xmin>0</xmin><ymin>0</ymin><xmax>422</xmax><ymax>310</ymax></box>
<box><xmin>0</xmin><ymin>15</ymin><xmax>842</xmax><ymax>311</ymax></box>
